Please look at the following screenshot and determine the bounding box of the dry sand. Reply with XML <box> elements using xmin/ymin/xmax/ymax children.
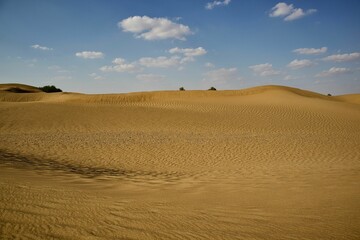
<box><xmin>0</xmin><ymin>83</ymin><xmax>359</xmax><ymax>239</ymax></box>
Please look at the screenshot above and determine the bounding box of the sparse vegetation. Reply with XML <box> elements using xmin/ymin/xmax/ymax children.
<box><xmin>179</xmin><ymin>87</ymin><xmax>185</xmax><ymax>91</ymax></box>
<box><xmin>208</xmin><ymin>86</ymin><xmax>216</xmax><ymax>91</ymax></box>
<box><xmin>38</xmin><ymin>85</ymin><xmax>62</xmax><ymax>93</ymax></box>
<box><xmin>327</xmin><ymin>93</ymin><xmax>332</xmax><ymax>96</ymax></box>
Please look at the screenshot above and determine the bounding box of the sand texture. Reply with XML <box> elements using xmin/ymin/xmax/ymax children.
<box><xmin>1</xmin><ymin>84</ymin><xmax>360</xmax><ymax>239</ymax></box>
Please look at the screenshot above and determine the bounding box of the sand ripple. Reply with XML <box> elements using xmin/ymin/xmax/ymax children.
<box><xmin>1</xmin><ymin>85</ymin><xmax>360</xmax><ymax>239</ymax></box>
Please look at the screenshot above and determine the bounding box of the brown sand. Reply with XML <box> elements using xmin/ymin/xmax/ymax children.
<box><xmin>1</xmin><ymin>84</ymin><xmax>359</xmax><ymax>239</ymax></box>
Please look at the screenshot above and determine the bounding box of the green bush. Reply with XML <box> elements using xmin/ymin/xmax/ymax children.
<box><xmin>179</xmin><ymin>87</ymin><xmax>185</xmax><ymax>91</ymax></box>
<box><xmin>38</xmin><ymin>85</ymin><xmax>62</xmax><ymax>93</ymax></box>
<box><xmin>208</xmin><ymin>86</ymin><xmax>216</xmax><ymax>91</ymax></box>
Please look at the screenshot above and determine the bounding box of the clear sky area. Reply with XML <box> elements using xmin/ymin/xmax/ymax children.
<box><xmin>1</xmin><ymin>0</ymin><xmax>359</xmax><ymax>94</ymax></box>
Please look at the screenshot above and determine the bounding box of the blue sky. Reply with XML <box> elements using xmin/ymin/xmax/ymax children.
<box><xmin>1</xmin><ymin>0</ymin><xmax>360</xmax><ymax>94</ymax></box>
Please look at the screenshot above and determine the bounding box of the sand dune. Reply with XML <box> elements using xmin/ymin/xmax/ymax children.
<box><xmin>1</xmin><ymin>84</ymin><xmax>357</xmax><ymax>104</ymax></box>
<box><xmin>335</xmin><ymin>94</ymin><xmax>360</xmax><ymax>105</ymax></box>
<box><xmin>0</xmin><ymin>83</ymin><xmax>43</xmax><ymax>93</ymax></box>
<box><xmin>1</xmin><ymin>83</ymin><xmax>359</xmax><ymax>239</ymax></box>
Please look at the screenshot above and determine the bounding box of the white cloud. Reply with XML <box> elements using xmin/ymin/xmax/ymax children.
<box><xmin>31</xmin><ymin>44</ymin><xmax>53</xmax><ymax>51</ymax></box>
<box><xmin>100</xmin><ymin>57</ymin><xmax>140</xmax><ymax>73</ymax></box>
<box><xmin>100</xmin><ymin>64</ymin><xmax>138</xmax><ymax>73</ymax></box>
<box><xmin>316</xmin><ymin>67</ymin><xmax>352</xmax><ymax>77</ymax></box>
<box><xmin>100</xmin><ymin>48</ymin><xmax>204</xmax><ymax>73</ymax></box>
<box><xmin>119</xmin><ymin>16</ymin><xmax>192</xmax><ymax>41</ymax></box>
<box><xmin>136</xmin><ymin>74</ymin><xmax>165</xmax><ymax>82</ymax></box>
<box><xmin>293</xmin><ymin>47</ymin><xmax>327</xmax><ymax>55</ymax></box>
<box><xmin>322</xmin><ymin>52</ymin><xmax>360</xmax><ymax>62</ymax></box>
<box><xmin>269</xmin><ymin>2</ymin><xmax>294</xmax><ymax>17</ymax></box>
<box><xmin>180</xmin><ymin>56</ymin><xmax>195</xmax><ymax>64</ymax></box>
<box><xmin>203</xmin><ymin>67</ymin><xmax>240</xmax><ymax>84</ymax></box>
<box><xmin>138</xmin><ymin>56</ymin><xmax>181</xmax><ymax>68</ymax></box>
<box><xmin>169</xmin><ymin>47</ymin><xmax>207</xmax><ymax>57</ymax></box>
<box><xmin>287</xmin><ymin>59</ymin><xmax>314</xmax><ymax>69</ymax></box>
<box><xmin>284</xmin><ymin>8</ymin><xmax>317</xmax><ymax>21</ymax></box>
<box><xmin>205</xmin><ymin>0</ymin><xmax>231</xmax><ymax>10</ymax></box>
<box><xmin>168</xmin><ymin>47</ymin><xmax>207</xmax><ymax>64</ymax></box>
<box><xmin>112</xmin><ymin>58</ymin><xmax>126</xmax><ymax>65</ymax></box>
<box><xmin>89</xmin><ymin>73</ymin><xmax>105</xmax><ymax>80</ymax></box>
<box><xmin>75</xmin><ymin>51</ymin><xmax>104</xmax><ymax>59</ymax></box>
<box><xmin>249</xmin><ymin>63</ymin><xmax>281</xmax><ymax>77</ymax></box>
<box><xmin>205</xmin><ymin>62</ymin><xmax>215</xmax><ymax>68</ymax></box>
<box><xmin>269</xmin><ymin>2</ymin><xmax>317</xmax><ymax>21</ymax></box>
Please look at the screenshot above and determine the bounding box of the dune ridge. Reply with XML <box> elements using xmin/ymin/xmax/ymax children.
<box><xmin>0</xmin><ymin>83</ymin><xmax>359</xmax><ymax>239</ymax></box>
<box><xmin>1</xmin><ymin>83</ymin><xmax>359</xmax><ymax>105</ymax></box>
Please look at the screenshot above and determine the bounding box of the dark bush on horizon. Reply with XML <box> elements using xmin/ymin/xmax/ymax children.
<box><xmin>327</xmin><ymin>93</ymin><xmax>332</xmax><ymax>96</ymax></box>
<box><xmin>39</xmin><ymin>85</ymin><xmax>62</xmax><ymax>93</ymax></box>
<box><xmin>179</xmin><ymin>87</ymin><xmax>185</xmax><ymax>91</ymax></box>
<box><xmin>208</xmin><ymin>86</ymin><xmax>216</xmax><ymax>91</ymax></box>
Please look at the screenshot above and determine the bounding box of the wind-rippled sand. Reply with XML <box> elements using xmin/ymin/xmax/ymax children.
<box><xmin>1</xmin><ymin>84</ymin><xmax>360</xmax><ymax>239</ymax></box>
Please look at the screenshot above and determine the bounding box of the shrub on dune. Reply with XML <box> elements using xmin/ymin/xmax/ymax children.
<box><xmin>38</xmin><ymin>85</ymin><xmax>62</xmax><ymax>93</ymax></box>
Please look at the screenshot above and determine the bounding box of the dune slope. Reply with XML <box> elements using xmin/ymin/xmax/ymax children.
<box><xmin>0</xmin><ymin>83</ymin><xmax>43</xmax><ymax>93</ymax></box>
<box><xmin>0</xmin><ymin>84</ymin><xmax>359</xmax><ymax>239</ymax></box>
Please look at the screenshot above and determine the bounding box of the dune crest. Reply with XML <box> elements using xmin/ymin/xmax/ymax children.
<box><xmin>1</xmin><ymin>83</ymin><xmax>359</xmax><ymax>105</ymax></box>
<box><xmin>0</xmin><ymin>83</ymin><xmax>43</xmax><ymax>93</ymax></box>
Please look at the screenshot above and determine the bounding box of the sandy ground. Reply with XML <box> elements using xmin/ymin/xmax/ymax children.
<box><xmin>0</xmin><ymin>84</ymin><xmax>359</xmax><ymax>239</ymax></box>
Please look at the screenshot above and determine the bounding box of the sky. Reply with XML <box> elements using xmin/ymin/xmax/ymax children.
<box><xmin>1</xmin><ymin>0</ymin><xmax>360</xmax><ymax>94</ymax></box>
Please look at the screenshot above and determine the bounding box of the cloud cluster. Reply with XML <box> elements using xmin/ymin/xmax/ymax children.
<box><xmin>293</xmin><ymin>47</ymin><xmax>327</xmax><ymax>55</ymax></box>
<box><xmin>169</xmin><ymin>47</ymin><xmax>207</xmax><ymax>57</ymax></box>
<box><xmin>119</xmin><ymin>16</ymin><xmax>192</xmax><ymax>41</ymax></box>
<box><xmin>269</xmin><ymin>2</ymin><xmax>317</xmax><ymax>21</ymax></box>
<box><xmin>100</xmin><ymin>47</ymin><xmax>206</xmax><ymax>73</ymax></box>
<box><xmin>249</xmin><ymin>63</ymin><xmax>281</xmax><ymax>77</ymax></box>
<box><xmin>100</xmin><ymin>58</ymin><xmax>139</xmax><ymax>72</ymax></box>
<box><xmin>205</xmin><ymin>0</ymin><xmax>231</xmax><ymax>10</ymax></box>
<box><xmin>323</xmin><ymin>52</ymin><xmax>360</xmax><ymax>62</ymax></box>
<box><xmin>316</xmin><ymin>67</ymin><xmax>352</xmax><ymax>77</ymax></box>
<box><xmin>31</xmin><ymin>44</ymin><xmax>53</xmax><ymax>51</ymax></box>
<box><xmin>169</xmin><ymin>47</ymin><xmax>207</xmax><ymax>64</ymax></box>
<box><xmin>287</xmin><ymin>59</ymin><xmax>314</xmax><ymax>69</ymax></box>
<box><xmin>138</xmin><ymin>56</ymin><xmax>181</xmax><ymax>68</ymax></box>
<box><xmin>89</xmin><ymin>73</ymin><xmax>105</xmax><ymax>80</ymax></box>
<box><xmin>75</xmin><ymin>51</ymin><xmax>104</xmax><ymax>59</ymax></box>
<box><xmin>205</xmin><ymin>62</ymin><xmax>215</xmax><ymax>68</ymax></box>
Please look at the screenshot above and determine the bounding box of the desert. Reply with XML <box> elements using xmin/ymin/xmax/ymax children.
<box><xmin>2</xmin><ymin>0</ymin><xmax>360</xmax><ymax>239</ymax></box>
<box><xmin>0</xmin><ymin>83</ymin><xmax>359</xmax><ymax>239</ymax></box>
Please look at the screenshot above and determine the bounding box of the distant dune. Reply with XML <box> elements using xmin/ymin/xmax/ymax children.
<box><xmin>335</xmin><ymin>94</ymin><xmax>360</xmax><ymax>105</ymax></box>
<box><xmin>0</xmin><ymin>83</ymin><xmax>359</xmax><ymax>239</ymax></box>
<box><xmin>0</xmin><ymin>83</ymin><xmax>43</xmax><ymax>93</ymax></box>
<box><xmin>1</xmin><ymin>83</ymin><xmax>359</xmax><ymax>105</ymax></box>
